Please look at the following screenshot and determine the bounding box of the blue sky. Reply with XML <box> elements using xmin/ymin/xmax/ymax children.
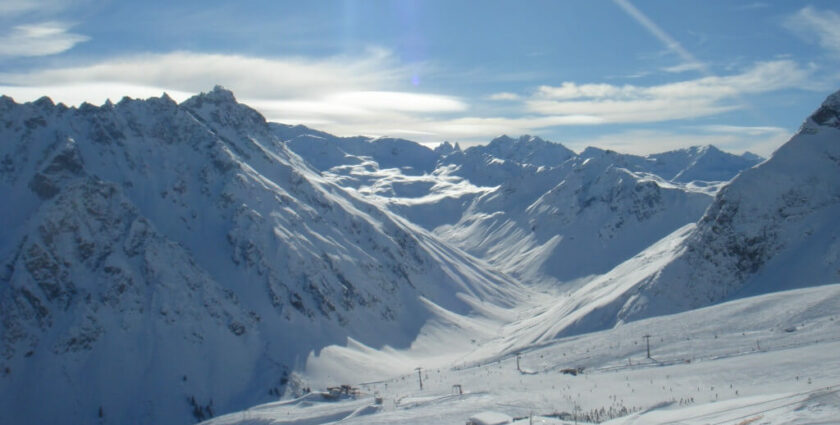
<box><xmin>1</xmin><ymin>1</ymin><xmax>840</xmax><ymax>155</ymax></box>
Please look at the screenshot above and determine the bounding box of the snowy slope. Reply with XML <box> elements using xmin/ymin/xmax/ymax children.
<box><xmin>279</xmin><ymin>129</ymin><xmax>478</xmax><ymax>230</ymax></box>
<box><xmin>0</xmin><ymin>88</ymin><xmax>524</xmax><ymax>425</ymax></box>
<box><xmin>282</xmin><ymin>131</ymin><xmax>439</xmax><ymax>176</ymax></box>
<box><xmin>512</xmin><ymin>89</ymin><xmax>840</xmax><ymax>340</ymax></box>
<box><xmin>244</xmin><ymin>91</ymin><xmax>839</xmax><ymax>414</ymax></box>
<box><xmin>614</xmin><ymin>88</ymin><xmax>840</xmax><ymax>322</ymax></box>
<box><xmin>435</xmin><ymin>142</ymin><xmax>760</xmax><ymax>283</ymax></box>
<box><xmin>205</xmin><ymin>283</ymin><xmax>840</xmax><ymax>425</ymax></box>
<box><xmin>437</xmin><ymin>149</ymin><xmax>713</xmax><ymax>283</ymax></box>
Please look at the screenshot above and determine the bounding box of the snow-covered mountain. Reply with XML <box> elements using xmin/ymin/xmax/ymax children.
<box><xmin>624</xmin><ymin>88</ymin><xmax>840</xmax><ymax>316</ymax></box>
<box><xmin>580</xmin><ymin>144</ymin><xmax>763</xmax><ymax>183</ymax></box>
<box><xmin>0</xmin><ymin>87</ymin><xmax>523</xmax><ymax>425</ymax></box>
<box><xmin>0</xmin><ymin>84</ymin><xmax>784</xmax><ymax>425</ymax></box>
<box><xmin>435</xmin><ymin>148</ymin><xmax>716</xmax><ymax>283</ymax></box>
<box><xmin>282</xmin><ymin>128</ymin><xmax>760</xmax><ymax>284</ymax></box>
<box><xmin>202</xmin><ymin>90</ymin><xmax>840</xmax><ymax>425</ymax></box>
<box><xmin>512</xmin><ymin>88</ymin><xmax>840</xmax><ymax>341</ymax></box>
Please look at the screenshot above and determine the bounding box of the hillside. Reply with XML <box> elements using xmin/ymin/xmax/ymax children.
<box><xmin>0</xmin><ymin>87</ymin><xmax>523</xmax><ymax>425</ymax></box>
<box><xmin>508</xmin><ymin>88</ymin><xmax>840</xmax><ymax>342</ymax></box>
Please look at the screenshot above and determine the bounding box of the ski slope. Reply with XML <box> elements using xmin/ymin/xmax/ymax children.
<box><xmin>206</xmin><ymin>283</ymin><xmax>840</xmax><ymax>425</ymax></box>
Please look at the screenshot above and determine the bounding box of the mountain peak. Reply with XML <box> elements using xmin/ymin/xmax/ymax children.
<box><xmin>580</xmin><ymin>146</ymin><xmax>612</xmax><ymax>158</ymax></box>
<box><xmin>521</xmin><ymin>134</ymin><xmax>546</xmax><ymax>144</ymax></box>
<box><xmin>186</xmin><ymin>85</ymin><xmax>238</xmax><ymax>106</ymax></box>
<box><xmin>0</xmin><ymin>95</ymin><xmax>16</xmax><ymax>111</ymax></box>
<box><xmin>159</xmin><ymin>92</ymin><xmax>177</xmax><ymax>104</ymax></box>
<box><xmin>741</xmin><ymin>151</ymin><xmax>764</xmax><ymax>162</ymax></box>
<box><xmin>33</xmin><ymin>96</ymin><xmax>55</xmax><ymax>109</ymax></box>
<box><xmin>489</xmin><ymin>134</ymin><xmax>515</xmax><ymax>144</ymax></box>
<box><xmin>434</xmin><ymin>141</ymin><xmax>460</xmax><ymax>155</ymax></box>
<box><xmin>697</xmin><ymin>144</ymin><xmax>725</xmax><ymax>156</ymax></box>
<box><xmin>822</xmin><ymin>88</ymin><xmax>840</xmax><ymax>110</ymax></box>
<box><xmin>489</xmin><ymin>134</ymin><xmax>547</xmax><ymax>145</ymax></box>
<box><xmin>477</xmin><ymin>134</ymin><xmax>574</xmax><ymax>167</ymax></box>
<box><xmin>180</xmin><ymin>85</ymin><xmax>269</xmax><ymax>130</ymax></box>
<box><xmin>810</xmin><ymin>89</ymin><xmax>840</xmax><ymax>127</ymax></box>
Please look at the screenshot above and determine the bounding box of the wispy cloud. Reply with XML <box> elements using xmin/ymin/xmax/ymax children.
<box><xmin>250</xmin><ymin>91</ymin><xmax>467</xmax><ymax>128</ymax></box>
<box><xmin>0</xmin><ymin>0</ymin><xmax>66</xmax><ymax>16</ymax></box>
<box><xmin>613</xmin><ymin>0</ymin><xmax>707</xmax><ymax>74</ymax></box>
<box><xmin>488</xmin><ymin>92</ymin><xmax>521</xmax><ymax>101</ymax></box>
<box><xmin>0</xmin><ymin>49</ymin><xmax>405</xmax><ymax>97</ymax></box>
<box><xmin>325</xmin><ymin>91</ymin><xmax>466</xmax><ymax>113</ymax></box>
<box><xmin>253</xmin><ymin>102</ymin><xmax>600</xmax><ymax>142</ymax></box>
<box><xmin>692</xmin><ymin>125</ymin><xmax>789</xmax><ymax>137</ymax></box>
<box><xmin>0</xmin><ymin>22</ymin><xmax>88</xmax><ymax>57</ymax></box>
<box><xmin>525</xmin><ymin>60</ymin><xmax>812</xmax><ymax>124</ymax></box>
<box><xmin>785</xmin><ymin>6</ymin><xmax>840</xmax><ymax>57</ymax></box>
<box><xmin>662</xmin><ymin>62</ymin><xmax>705</xmax><ymax>74</ymax></box>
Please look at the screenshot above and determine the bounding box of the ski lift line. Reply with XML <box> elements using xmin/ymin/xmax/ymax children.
<box><xmin>449</xmin><ymin>333</ymin><xmax>594</xmax><ymax>372</ymax></box>
<box><xmin>508</xmin><ymin>321</ymin><xmax>840</xmax><ymax>374</ymax></box>
<box><xmin>485</xmin><ymin>331</ymin><xmax>840</xmax><ymax>378</ymax></box>
<box><xmin>657</xmin><ymin>385</ymin><xmax>840</xmax><ymax>425</ymax></box>
<box><xmin>347</xmin><ymin>331</ymin><xmax>840</xmax><ymax>398</ymax></box>
<box><xmin>577</xmin><ymin>333</ymin><xmax>840</xmax><ymax>376</ymax></box>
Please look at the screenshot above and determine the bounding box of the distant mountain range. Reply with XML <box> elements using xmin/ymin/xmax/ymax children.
<box><xmin>282</xmin><ymin>125</ymin><xmax>761</xmax><ymax>283</ymax></box>
<box><xmin>3</xmin><ymin>85</ymin><xmax>838</xmax><ymax>425</ymax></box>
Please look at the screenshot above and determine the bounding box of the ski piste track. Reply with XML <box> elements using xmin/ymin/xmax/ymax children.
<box><xmin>361</xmin><ymin>317</ymin><xmax>840</xmax><ymax>386</ymax></box>
<box><xmin>657</xmin><ymin>386</ymin><xmax>840</xmax><ymax>425</ymax></box>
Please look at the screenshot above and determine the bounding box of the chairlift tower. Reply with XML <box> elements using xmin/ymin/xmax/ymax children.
<box><xmin>415</xmin><ymin>367</ymin><xmax>423</xmax><ymax>391</ymax></box>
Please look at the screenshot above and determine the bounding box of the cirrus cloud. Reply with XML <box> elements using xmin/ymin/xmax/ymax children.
<box><xmin>488</xmin><ymin>92</ymin><xmax>521</xmax><ymax>101</ymax></box>
<box><xmin>525</xmin><ymin>60</ymin><xmax>813</xmax><ymax>124</ymax></box>
<box><xmin>0</xmin><ymin>49</ymin><xmax>405</xmax><ymax>98</ymax></box>
<box><xmin>785</xmin><ymin>6</ymin><xmax>840</xmax><ymax>57</ymax></box>
<box><xmin>0</xmin><ymin>22</ymin><xmax>88</xmax><ymax>57</ymax></box>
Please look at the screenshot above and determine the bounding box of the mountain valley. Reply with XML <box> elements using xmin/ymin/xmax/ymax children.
<box><xmin>1</xmin><ymin>86</ymin><xmax>838</xmax><ymax>425</ymax></box>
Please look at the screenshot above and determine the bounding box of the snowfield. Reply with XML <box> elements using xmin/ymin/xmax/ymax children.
<box><xmin>206</xmin><ymin>284</ymin><xmax>840</xmax><ymax>425</ymax></box>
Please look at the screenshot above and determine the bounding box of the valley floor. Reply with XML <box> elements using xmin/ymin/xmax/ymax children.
<box><xmin>205</xmin><ymin>284</ymin><xmax>840</xmax><ymax>425</ymax></box>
